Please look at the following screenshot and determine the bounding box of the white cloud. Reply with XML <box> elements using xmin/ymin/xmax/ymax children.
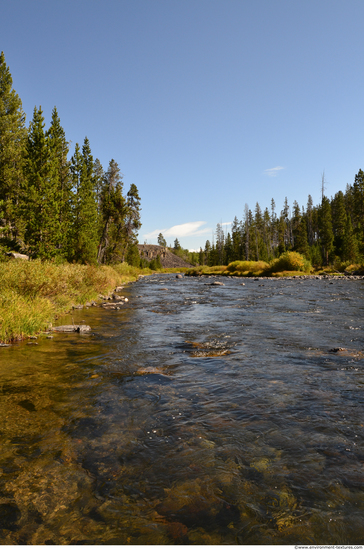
<box><xmin>221</xmin><ymin>221</ymin><xmax>232</xmax><ymax>226</ymax></box>
<box><xmin>264</xmin><ymin>166</ymin><xmax>285</xmax><ymax>177</ymax></box>
<box><xmin>144</xmin><ymin>221</ymin><xmax>211</xmax><ymax>241</ymax></box>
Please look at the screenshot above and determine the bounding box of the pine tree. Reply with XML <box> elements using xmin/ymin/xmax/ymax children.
<box><xmin>158</xmin><ymin>233</ymin><xmax>167</xmax><ymax>247</ymax></box>
<box><xmin>97</xmin><ymin>159</ymin><xmax>125</xmax><ymax>264</ymax></box>
<box><xmin>70</xmin><ymin>138</ymin><xmax>99</xmax><ymax>263</ymax></box>
<box><xmin>352</xmin><ymin>169</ymin><xmax>364</xmax><ymax>256</ymax></box>
<box><xmin>319</xmin><ymin>196</ymin><xmax>334</xmax><ymax>265</ymax></box>
<box><xmin>231</xmin><ymin>216</ymin><xmax>242</xmax><ymax>261</ymax></box>
<box><xmin>294</xmin><ymin>217</ymin><xmax>310</xmax><ymax>258</ymax></box>
<box><xmin>331</xmin><ymin>190</ymin><xmax>347</xmax><ymax>258</ymax></box>
<box><xmin>93</xmin><ymin>158</ymin><xmax>104</xmax><ymax>217</ymax></box>
<box><xmin>46</xmin><ymin>107</ymin><xmax>71</xmax><ymax>257</ymax></box>
<box><xmin>215</xmin><ymin>223</ymin><xmax>224</xmax><ymax>264</ymax></box>
<box><xmin>121</xmin><ymin>183</ymin><xmax>141</xmax><ymax>262</ymax></box>
<box><xmin>198</xmin><ymin>247</ymin><xmax>204</xmax><ymax>265</ymax></box>
<box><xmin>343</xmin><ymin>215</ymin><xmax>358</xmax><ymax>263</ymax></box>
<box><xmin>25</xmin><ymin>106</ymin><xmax>62</xmax><ymax>258</ymax></box>
<box><xmin>224</xmin><ymin>232</ymin><xmax>233</xmax><ymax>264</ymax></box>
<box><xmin>244</xmin><ymin>204</ymin><xmax>251</xmax><ymax>260</ymax></box>
<box><xmin>0</xmin><ymin>51</ymin><xmax>27</xmax><ymax>248</ymax></box>
<box><xmin>204</xmin><ymin>239</ymin><xmax>211</xmax><ymax>265</ymax></box>
<box><xmin>306</xmin><ymin>195</ymin><xmax>314</xmax><ymax>246</ymax></box>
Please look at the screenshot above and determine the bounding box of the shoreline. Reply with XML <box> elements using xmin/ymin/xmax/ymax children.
<box><xmin>1</xmin><ymin>266</ymin><xmax>363</xmax><ymax>345</ymax></box>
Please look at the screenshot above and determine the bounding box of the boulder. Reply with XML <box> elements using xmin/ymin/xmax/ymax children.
<box><xmin>6</xmin><ymin>252</ymin><xmax>29</xmax><ymax>260</ymax></box>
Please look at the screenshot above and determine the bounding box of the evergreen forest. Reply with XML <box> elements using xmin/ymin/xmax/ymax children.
<box><xmin>198</xmin><ymin>179</ymin><xmax>364</xmax><ymax>269</ymax></box>
<box><xmin>0</xmin><ymin>52</ymin><xmax>141</xmax><ymax>265</ymax></box>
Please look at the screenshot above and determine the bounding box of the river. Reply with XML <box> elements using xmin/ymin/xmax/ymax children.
<box><xmin>0</xmin><ymin>274</ymin><xmax>363</xmax><ymax>544</ymax></box>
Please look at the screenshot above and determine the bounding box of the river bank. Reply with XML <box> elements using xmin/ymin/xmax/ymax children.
<box><xmin>0</xmin><ymin>260</ymin><xmax>153</xmax><ymax>344</ymax></box>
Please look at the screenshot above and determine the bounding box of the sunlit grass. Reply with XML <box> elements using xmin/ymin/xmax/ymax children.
<box><xmin>0</xmin><ymin>260</ymin><xmax>152</xmax><ymax>343</ymax></box>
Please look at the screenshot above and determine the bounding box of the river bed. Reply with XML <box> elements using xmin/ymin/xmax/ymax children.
<box><xmin>0</xmin><ymin>274</ymin><xmax>363</xmax><ymax>544</ymax></box>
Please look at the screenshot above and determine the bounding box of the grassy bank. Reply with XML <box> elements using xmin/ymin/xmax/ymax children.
<box><xmin>186</xmin><ymin>251</ymin><xmax>364</xmax><ymax>278</ymax></box>
<box><xmin>0</xmin><ymin>260</ymin><xmax>152</xmax><ymax>343</ymax></box>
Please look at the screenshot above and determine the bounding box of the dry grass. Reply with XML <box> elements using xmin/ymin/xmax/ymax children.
<box><xmin>0</xmin><ymin>260</ymin><xmax>151</xmax><ymax>343</ymax></box>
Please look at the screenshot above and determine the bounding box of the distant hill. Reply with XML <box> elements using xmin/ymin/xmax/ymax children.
<box><xmin>137</xmin><ymin>245</ymin><xmax>193</xmax><ymax>268</ymax></box>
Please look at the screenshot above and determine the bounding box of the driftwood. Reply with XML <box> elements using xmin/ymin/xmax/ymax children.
<box><xmin>52</xmin><ymin>325</ymin><xmax>91</xmax><ymax>333</ymax></box>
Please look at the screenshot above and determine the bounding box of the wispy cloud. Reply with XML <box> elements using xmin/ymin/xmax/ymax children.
<box><xmin>144</xmin><ymin>221</ymin><xmax>211</xmax><ymax>242</ymax></box>
<box><xmin>264</xmin><ymin>166</ymin><xmax>285</xmax><ymax>177</ymax></box>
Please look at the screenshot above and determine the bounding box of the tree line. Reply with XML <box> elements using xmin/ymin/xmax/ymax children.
<box><xmin>0</xmin><ymin>52</ymin><xmax>141</xmax><ymax>265</ymax></box>
<box><xmin>199</xmin><ymin>180</ymin><xmax>364</xmax><ymax>268</ymax></box>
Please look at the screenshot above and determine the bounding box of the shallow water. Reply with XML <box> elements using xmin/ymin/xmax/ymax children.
<box><xmin>0</xmin><ymin>274</ymin><xmax>363</xmax><ymax>544</ymax></box>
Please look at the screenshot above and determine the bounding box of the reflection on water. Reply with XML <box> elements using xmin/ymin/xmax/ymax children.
<box><xmin>0</xmin><ymin>275</ymin><xmax>364</xmax><ymax>544</ymax></box>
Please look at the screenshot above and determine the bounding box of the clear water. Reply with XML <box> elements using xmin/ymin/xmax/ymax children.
<box><xmin>0</xmin><ymin>275</ymin><xmax>363</xmax><ymax>544</ymax></box>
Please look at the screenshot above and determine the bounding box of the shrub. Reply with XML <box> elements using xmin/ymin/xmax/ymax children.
<box><xmin>268</xmin><ymin>251</ymin><xmax>312</xmax><ymax>274</ymax></box>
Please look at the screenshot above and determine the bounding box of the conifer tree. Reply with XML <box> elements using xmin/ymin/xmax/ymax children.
<box><xmin>331</xmin><ymin>190</ymin><xmax>347</xmax><ymax>258</ymax></box>
<box><xmin>158</xmin><ymin>232</ymin><xmax>167</xmax><ymax>247</ymax></box>
<box><xmin>46</xmin><ymin>107</ymin><xmax>71</xmax><ymax>257</ymax></box>
<box><xmin>70</xmin><ymin>138</ymin><xmax>99</xmax><ymax>263</ymax></box>
<box><xmin>121</xmin><ymin>183</ymin><xmax>141</xmax><ymax>261</ymax></box>
<box><xmin>198</xmin><ymin>247</ymin><xmax>204</xmax><ymax>265</ymax></box>
<box><xmin>244</xmin><ymin>204</ymin><xmax>251</xmax><ymax>260</ymax></box>
<box><xmin>343</xmin><ymin>215</ymin><xmax>358</xmax><ymax>263</ymax></box>
<box><xmin>93</xmin><ymin>158</ymin><xmax>104</xmax><ymax>232</ymax></box>
<box><xmin>352</xmin><ymin>169</ymin><xmax>364</xmax><ymax>256</ymax></box>
<box><xmin>224</xmin><ymin>232</ymin><xmax>233</xmax><ymax>264</ymax></box>
<box><xmin>319</xmin><ymin>196</ymin><xmax>334</xmax><ymax>265</ymax></box>
<box><xmin>204</xmin><ymin>239</ymin><xmax>211</xmax><ymax>264</ymax></box>
<box><xmin>25</xmin><ymin>106</ymin><xmax>62</xmax><ymax>258</ymax></box>
<box><xmin>215</xmin><ymin>223</ymin><xmax>225</xmax><ymax>264</ymax></box>
<box><xmin>231</xmin><ymin>216</ymin><xmax>242</xmax><ymax>261</ymax></box>
<box><xmin>306</xmin><ymin>195</ymin><xmax>314</xmax><ymax>246</ymax></box>
<box><xmin>263</xmin><ymin>207</ymin><xmax>271</xmax><ymax>260</ymax></box>
<box><xmin>0</xmin><ymin>51</ymin><xmax>27</xmax><ymax>248</ymax></box>
<box><xmin>97</xmin><ymin>159</ymin><xmax>125</xmax><ymax>264</ymax></box>
<box><xmin>294</xmin><ymin>217</ymin><xmax>310</xmax><ymax>258</ymax></box>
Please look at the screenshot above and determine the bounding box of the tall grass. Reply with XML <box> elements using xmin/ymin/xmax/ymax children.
<box><xmin>185</xmin><ymin>265</ymin><xmax>227</xmax><ymax>276</ymax></box>
<box><xmin>0</xmin><ymin>260</ymin><xmax>151</xmax><ymax>343</ymax></box>
<box><xmin>225</xmin><ymin>260</ymin><xmax>270</xmax><ymax>276</ymax></box>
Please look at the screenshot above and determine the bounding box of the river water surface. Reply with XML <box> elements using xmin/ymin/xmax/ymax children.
<box><xmin>0</xmin><ymin>274</ymin><xmax>364</xmax><ymax>544</ymax></box>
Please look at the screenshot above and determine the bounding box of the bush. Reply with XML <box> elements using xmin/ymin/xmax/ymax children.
<box><xmin>226</xmin><ymin>260</ymin><xmax>270</xmax><ymax>275</ymax></box>
<box><xmin>268</xmin><ymin>251</ymin><xmax>312</xmax><ymax>274</ymax></box>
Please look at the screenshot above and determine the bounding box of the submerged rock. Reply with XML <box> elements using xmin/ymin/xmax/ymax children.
<box><xmin>52</xmin><ymin>325</ymin><xmax>91</xmax><ymax>333</ymax></box>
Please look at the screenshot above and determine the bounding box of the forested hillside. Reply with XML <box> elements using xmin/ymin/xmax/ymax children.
<box><xmin>200</xmin><ymin>181</ymin><xmax>363</xmax><ymax>268</ymax></box>
<box><xmin>0</xmin><ymin>52</ymin><xmax>141</xmax><ymax>265</ymax></box>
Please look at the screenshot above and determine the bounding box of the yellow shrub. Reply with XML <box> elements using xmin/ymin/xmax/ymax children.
<box><xmin>269</xmin><ymin>252</ymin><xmax>312</xmax><ymax>273</ymax></box>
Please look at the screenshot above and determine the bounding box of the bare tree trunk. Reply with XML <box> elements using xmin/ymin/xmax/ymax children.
<box><xmin>97</xmin><ymin>219</ymin><xmax>110</xmax><ymax>264</ymax></box>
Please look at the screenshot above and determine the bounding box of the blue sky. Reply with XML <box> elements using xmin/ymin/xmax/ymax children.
<box><xmin>2</xmin><ymin>0</ymin><xmax>364</xmax><ymax>250</ymax></box>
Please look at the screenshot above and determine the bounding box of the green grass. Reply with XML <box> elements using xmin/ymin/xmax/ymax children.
<box><xmin>0</xmin><ymin>259</ymin><xmax>152</xmax><ymax>343</ymax></box>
